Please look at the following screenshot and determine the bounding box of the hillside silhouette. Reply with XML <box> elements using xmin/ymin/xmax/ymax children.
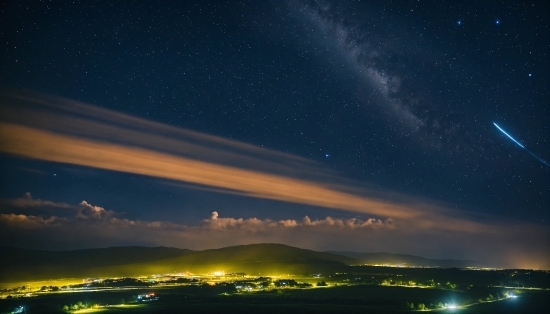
<box><xmin>0</xmin><ymin>244</ymin><xmax>482</xmax><ymax>282</ymax></box>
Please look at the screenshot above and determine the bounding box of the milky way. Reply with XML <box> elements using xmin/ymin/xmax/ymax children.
<box><xmin>295</xmin><ymin>0</ymin><xmax>484</xmax><ymax>154</ymax></box>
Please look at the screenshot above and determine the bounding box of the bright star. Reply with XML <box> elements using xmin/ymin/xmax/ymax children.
<box><xmin>457</xmin><ymin>20</ymin><xmax>462</xmax><ymax>25</ymax></box>
<box><xmin>495</xmin><ymin>19</ymin><xmax>500</xmax><ymax>25</ymax></box>
<box><xmin>325</xmin><ymin>154</ymin><xmax>330</xmax><ymax>158</ymax></box>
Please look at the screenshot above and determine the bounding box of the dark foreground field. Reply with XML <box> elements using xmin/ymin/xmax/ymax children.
<box><xmin>1</xmin><ymin>285</ymin><xmax>548</xmax><ymax>314</ymax></box>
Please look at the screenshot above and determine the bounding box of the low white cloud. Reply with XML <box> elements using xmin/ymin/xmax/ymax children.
<box><xmin>204</xmin><ymin>211</ymin><xmax>388</xmax><ymax>231</ymax></box>
<box><xmin>77</xmin><ymin>200</ymin><xmax>115</xmax><ymax>220</ymax></box>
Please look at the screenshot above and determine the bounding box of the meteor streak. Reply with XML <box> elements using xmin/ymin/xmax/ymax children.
<box><xmin>493</xmin><ymin>122</ymin><xmax>524</xmax><ymax>148</ymax></box>
<box><xmin>493</xmin><ymin>122</ymin><xmax>549</xmax><ymax>167</ymax></box>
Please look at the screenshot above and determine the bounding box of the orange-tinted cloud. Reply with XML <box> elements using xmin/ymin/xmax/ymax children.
<box><xmin>0</xmin><ymin>122</ymin><xmax>418</xmax><ymax>218</ymax></box>
<box><xmin>0</xmin><ymin>92</ymin><xmax>325</xmax><ymax>180</ymax></box>
<box><xmin>0</xmin><ymin>192</ymin><xmax>72</xmax><ymax>209</ymax></box>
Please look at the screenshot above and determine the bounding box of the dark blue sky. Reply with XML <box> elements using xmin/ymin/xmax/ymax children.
<box><xmin>0</xmin><ymin>0</ymin><xmax>548</xmax><ymax>266</ymax></box>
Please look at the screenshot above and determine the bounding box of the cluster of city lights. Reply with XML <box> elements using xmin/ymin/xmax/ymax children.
<box><xmin>137</xmin><ymin>293</ymin><xmax>158</xmax><ymax>302</ymax></box>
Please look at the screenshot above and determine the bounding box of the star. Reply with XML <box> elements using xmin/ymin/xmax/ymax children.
<box><xmin>495</xmin><ymin>19</ymin><xmax>500</xmax><ymax>25</ymax></box>
<box><xmin>457</xmin><ymin>20</ymin><xmax>462</xmax><ymax>26</ymax></box>
<box><xmin>325</xmin><ymin>153</ymin><xmax>330</xmax><ymax>158</ymax></box>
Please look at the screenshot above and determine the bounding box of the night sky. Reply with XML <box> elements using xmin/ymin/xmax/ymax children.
<box><xmin>0</xmin><ymin>0</ymin><xmax>548</xmax><ymax>269</ymax></box>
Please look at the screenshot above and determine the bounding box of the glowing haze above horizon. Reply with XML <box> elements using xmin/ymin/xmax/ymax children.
<box><xmin>0</xmin><ymin>0</ymin><xmax>548</xmax><ymax>269</ymax></box>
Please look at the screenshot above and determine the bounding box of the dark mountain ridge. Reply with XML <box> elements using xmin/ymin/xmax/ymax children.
<box><xmin>0</xmin><ymin>244</ymin><xmax>483</xmax><ymax>283</ymax></box>
<box><xmin>0</xmin><ymin>246</ymin><xmax>194</xmax><ymax>282</ymax></box>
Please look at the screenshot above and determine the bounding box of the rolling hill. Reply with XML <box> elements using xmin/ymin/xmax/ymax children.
<box><xmin>0</xmin><ymin>246</ymin><xmax>194</xmax><ymax>282</ymax></box>
<box><xmin>94</xmin><ymin>243</ymin><xmax>357</xmax><ymax>278</ymax></box>
<box><xmin>0</xmin><ymin>244</ymin><xmax>354</xmax><ymax>282</ymax></box>
<box><xmin>0</xmin><ymin>244</ymin><xmax>483</xmax><ymax>283</ymax></box>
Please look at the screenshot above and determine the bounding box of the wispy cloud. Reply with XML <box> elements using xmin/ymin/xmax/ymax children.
<box><xmin>0</xmin><ymin>121</ymin><xmax>417</xmax><ymax>220</ymax></box>
<box><xmin>1</xmin><ymin>192</ymin><xmax>72</xmax><ymax>209</ymax></box>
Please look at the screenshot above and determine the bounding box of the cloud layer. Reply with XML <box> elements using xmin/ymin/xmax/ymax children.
<box><xmin>1</xmin><ymin>196</ymin><xmax>548</xmax><ymax>269</ymax></box>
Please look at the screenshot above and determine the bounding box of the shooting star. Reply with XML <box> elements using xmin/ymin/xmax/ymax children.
<box><xmin>493</xmin><ymin>122</ymin><xmax>524</xmax><ymax>148</ymax></box>
<box><xmin>493</xmin><ymin>122</ymin><xmax>549</xmax><ymax>167</ymax></box>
